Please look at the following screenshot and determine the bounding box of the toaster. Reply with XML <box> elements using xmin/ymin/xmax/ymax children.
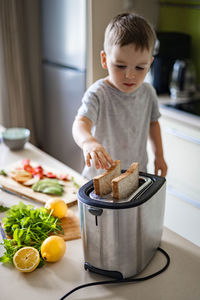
<box><xmin>78</xmin><ymin>172</ymin><xmax>166</xmax><ymax>279</ymax></box>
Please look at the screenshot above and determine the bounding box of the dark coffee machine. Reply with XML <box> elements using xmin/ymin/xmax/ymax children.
<box><xmin>150</xmin><ymin>32</ymin><xmax>191</xmax><ymax>95</ymax></box>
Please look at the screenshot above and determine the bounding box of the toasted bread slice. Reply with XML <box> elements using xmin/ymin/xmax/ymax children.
<box><xmin>112</xmin><ymin>162</ymin><xmax>139</xmax><ymax>199</ymax></box>
<box><xmin>93</xmin><ymin>160</ymin><xmax>121</xmax><ymax>196</ymax></box>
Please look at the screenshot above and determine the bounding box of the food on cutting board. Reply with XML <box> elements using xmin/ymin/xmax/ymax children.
<box><xmin>41</xmin><ymin>235</ymin><xmax>66</xmax><ymax>262</ymax></box>
<box><xmin>13</xmin><ymin>247</ymin><xmax>40</xmax><ymax>273</ymax></box>
<box><xmin>45</xmin><ymin>198</ymin><xmax>68</xmax><ymax>218</ymax></box>
<box><xmin>10</xmin><ymin>169</ymin><xmax>32</xmax><ymax>183</ymax></box>
<box><xmin>93</xmin><ymin>161</ymin><xmax>139</xmax><ymax>199</ymax></box>
<box><xmin>93</xmin><ymin>160</ymin><xmax>121</xmax><ymax>196</ymax></box>
<box><xmin>0</xmin><ymin>202</ymin><xmax>64</xmax><ymax>270</ymax></box>
<box><xmin>112</xmin><ymin>162</ymin><xmax>139</xmax><ymax>199</ymax></box>
<box><xmin>1</xmin><ymin>159</ymin><xmax>80</xmax><ymax>198</ymax></box>
<box><xmin>32</xmin><ymin>178</ymin><xmax>64</xmax><ymax>196</ymax></box>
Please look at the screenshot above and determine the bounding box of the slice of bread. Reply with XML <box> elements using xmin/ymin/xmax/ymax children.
<box><xmin>93</xmin><ymin>160</ymin><xmax>121</xmax><ymax>196</ymax></box>
<box><xmin>112</xmin><ymin>162</ymin><xmax>139</xmax><ymax>199</ymax></box>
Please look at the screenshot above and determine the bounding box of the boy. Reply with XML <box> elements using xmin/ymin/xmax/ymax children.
<box><xmin>72</xmin><ymin>12</ymin><xmax>167</xmax><ymax>179</ymax></box>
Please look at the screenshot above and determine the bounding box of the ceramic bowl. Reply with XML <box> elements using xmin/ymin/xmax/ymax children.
<box><xmin>2</xmin><ymin>127</ymin><xmax>30</xmax><ymax>150</ymax></box>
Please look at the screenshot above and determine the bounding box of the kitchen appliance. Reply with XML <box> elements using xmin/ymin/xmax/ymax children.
<box><xmin>150</xmin><ymin>32</ymin><xmax>191</xmax><ymax>95</ymax></box>
<box><xmin>41</xmin><ymin>0</ymin><xmax>86</xmax><ymax>173</ymax></box>
<box><xmin>163</xmin><ymin>98</ymin><xmax>200</xmax><ymax>117</ymax></box>
<box><xmin>169</xmin><ymin>59</ymin><xmax>197</xmax><ymax>101</ymax></box>
<box><xmin>78</xmin><ymin>172</ymin><xmax>166</xmax><ymax>279</ymax></box>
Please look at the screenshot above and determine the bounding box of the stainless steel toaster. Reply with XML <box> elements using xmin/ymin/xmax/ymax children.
<box><xmin>78</xmin><ymin>172</ymin><xmax>166</xmax><ymax>279</ymax></box>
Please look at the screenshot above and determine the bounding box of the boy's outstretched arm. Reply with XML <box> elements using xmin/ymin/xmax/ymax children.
<box><xmin>72</xmin><ymin>116</ymin><xmax>114</xmax><ymax>170</ymax></box>
<box><xmin>149</xmin><ymin>120</ymin><xmax>168</xmax><ymax>177</ymax></box>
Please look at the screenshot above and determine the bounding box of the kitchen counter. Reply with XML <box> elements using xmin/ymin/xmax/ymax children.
<box><xmin>158</xmin><ymin>95</ymin><xmax>200</xmax><ymax>129</ymax></box>
<box><xmin>0</xmin><ymin>126</ymin><xmax>200</xmax><ymax>300</ymax></box>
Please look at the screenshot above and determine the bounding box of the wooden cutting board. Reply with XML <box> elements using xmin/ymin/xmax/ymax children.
<box><xmin>58</xmin><ymin>209</ymin><xmax>81</xmax><ymax>241</ymax></box>
<box><xmin>0</xmin><ymin>160</ymin><xmax>87</xmax><ymax>207</ymax></box>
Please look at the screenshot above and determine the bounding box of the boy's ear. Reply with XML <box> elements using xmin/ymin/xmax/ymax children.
<box><xmin>150</xmin><ymin>56</ymin><xmax>154</xmax><ymax>65</ymax></box>
<box><xmin>100</xmin><ymin>50</ymin><xmax>107</xmax><ymax>69</ymax></box>
<box><xmin>147</xmin><ymin>56</ymin><xmax>154</xmax><ymax>72</ymax></box>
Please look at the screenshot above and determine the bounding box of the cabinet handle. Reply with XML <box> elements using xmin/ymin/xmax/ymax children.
<box><xmin>167</xmin><ymin>185</ymin><xmax>200</xmax><ymax>209</ymax></box>
<box><xmin>165</xmin><ymin>127</ymin><xmax>200</xmax><ymax>145</ymax></box>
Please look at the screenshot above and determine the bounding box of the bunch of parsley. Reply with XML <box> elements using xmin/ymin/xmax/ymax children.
<box><xmin>0</xmin><ymin>202</ymin><xmax>64</xmax><ymax>267</ymax></box>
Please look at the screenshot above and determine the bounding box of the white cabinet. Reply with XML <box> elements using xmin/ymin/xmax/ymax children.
<box><xmin>147</xmin><ymin>113</ymin><xmax>200</xmax><ymax>246</ymax></box>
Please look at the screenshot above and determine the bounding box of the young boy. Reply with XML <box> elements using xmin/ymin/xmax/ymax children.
<box><xmin>72</xmin><ymin>12</ymin><xmax>167</xmax><ymax>179</ymax></box>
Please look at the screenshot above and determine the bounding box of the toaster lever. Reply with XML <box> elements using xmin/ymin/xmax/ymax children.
<box><xmin>88</xmin><ymin>207</ymin><xmax>103</xmax><ymax>226</ymax></box>
<box><xmin>88</xmin><ymin>207</ymin><xmax>103</xmax><ymax>216</ymax></box>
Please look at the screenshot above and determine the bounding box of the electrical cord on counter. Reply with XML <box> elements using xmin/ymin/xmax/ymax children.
<box><xmin>60</xmin><ymin>247</ymin><xmax>170</xmax><ymax>300</ymax></box>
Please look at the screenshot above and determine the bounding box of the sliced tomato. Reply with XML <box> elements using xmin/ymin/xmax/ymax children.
<box><xmin>24</xmin><ymin>164</ymin><xmax>34</xmax><ymax>173</ymax></box>
<box><xmin>60</xmin><ymin>174</ymin><xmax>70</xmax><ymax>181</ymax></box>
<box><xmin>45</xmin><ymin>172</ymin><xmax>57</xmax><ymax>178</ymax></box>
<box><xmin>22</xmin><ymin>159</ymin><xmax>30</xmax><ymax>166</ymax></box>
<box><xmin>31</xmin><ymin>166</ymin><xmax>44</xmax><ymax>178</ymax></box>
<box><xmin>32</xmin><ymin>166</ymin><xmax>43</xmax><ymax>174</ymax></box>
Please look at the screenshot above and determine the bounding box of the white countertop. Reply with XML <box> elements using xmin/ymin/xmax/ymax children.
<box><xmin>158</xmin><ymin>95</ymin><xmax>200</xmax><ymax>129</ymax></box>
<box><xmin>0</xmin><ymin>126</ymin><xmax>200</xmax><ymax>300</ymax></box>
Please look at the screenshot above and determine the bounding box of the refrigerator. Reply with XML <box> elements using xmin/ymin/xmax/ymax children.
<box><xmin>41</xmin><ymin>0</ymin><xmax>86</xmax><ymax>173</ymax></box>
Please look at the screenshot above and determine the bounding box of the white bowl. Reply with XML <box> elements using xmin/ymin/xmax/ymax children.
<box><xmin>2</xmin><ymin>127</ymin><xmax>30</xmax><ymax>150</ymax></box>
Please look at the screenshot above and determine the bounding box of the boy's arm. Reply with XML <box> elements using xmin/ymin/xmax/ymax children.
<box><xmin>149</xmin><ymin>120</ymin><xmax>168</xmax><ymax>177</ymax></box>
<box><xmin>72</xmin><ymin>115</ymin><xmax>114</xmax><ymax>170</ymax></box>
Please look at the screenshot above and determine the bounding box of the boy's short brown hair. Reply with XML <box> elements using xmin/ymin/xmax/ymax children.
<box><xmin>104</xmin><ymin>13</ymin><xmax>156</xmax><ymax>54</ymax></box>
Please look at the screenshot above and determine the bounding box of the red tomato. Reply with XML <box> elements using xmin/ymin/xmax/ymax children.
<box><xmin>45</xmin><ymin>172</ymin><xmax>57</xmax><ymax>178</ymax></box>
<box><xmin>60</xmin><ymin>174</ymin><xmax>70</xmax><ymax>181</ymax></box>
<box><xmin>24</xmin><ymin>165</ymin><xmax>34</xmax><ymax>173</ymax></box>
<box><xmin>22</xmin><ymin>159</ymin><xmax>30</xmax><ymax>166</ymax></box>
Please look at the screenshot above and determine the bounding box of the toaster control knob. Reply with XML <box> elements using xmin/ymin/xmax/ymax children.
<box><xmin>88</xmin><ymin>207</ymin><xmax>103</xmax><ymax>216</ymax></box>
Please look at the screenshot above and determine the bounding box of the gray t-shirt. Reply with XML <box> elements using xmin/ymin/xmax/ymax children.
<box><xmin>76</xmin><ymin>79</ymin><xmax>161</xmax><ymax>179</ymax></box>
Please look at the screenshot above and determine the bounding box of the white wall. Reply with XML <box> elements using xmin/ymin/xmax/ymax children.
<box><xmin>124</xmin><ymin>0</ymin><xmax>159</xmax><ymax>28</ymax></box>
<box><xmin>86</xmin><ymin>0</ymin><xmax>125</xmax><ymax>87</ymax></box>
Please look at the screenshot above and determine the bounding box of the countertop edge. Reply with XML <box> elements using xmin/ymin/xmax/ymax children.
<box><xmin>158</xmin><ymin>95</ymin><xmax>200</xmax><ymax>129</ymax></box>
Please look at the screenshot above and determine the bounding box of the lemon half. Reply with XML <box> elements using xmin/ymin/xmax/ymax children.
<box><xmin>13</xmin><ymin>247</ymin><xmax>40</xmax><ymax>272</ymax></box>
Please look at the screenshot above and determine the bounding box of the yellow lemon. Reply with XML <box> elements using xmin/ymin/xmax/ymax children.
<box><xmin>13</xmin><ymin>247</ymin><xmax>40</xmax><ymax>272</ymax></box>
<box><xmin>41</xmin><ymin>235</ymin><xmax>66</xmax><ymax>262</ymax></box>
<box><xmin>45</xmin><ymin>198</ymin><xmax>68</xmax><ymax>218</ymax></box>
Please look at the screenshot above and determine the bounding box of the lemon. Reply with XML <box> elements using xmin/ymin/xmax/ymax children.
<box><xmin>45</xmin><ymin>198</ymin><xmax>68</xmax><ymax>218</ymax></box>
<box><xmin>13</xmin><ymin>247</ymin><xmax>40</xmax><ymax>272</ymax></box>
<box><xmin>41</xmin><ymin>235</ymin><xmax>66</xmax><ymax>262</ymax></box>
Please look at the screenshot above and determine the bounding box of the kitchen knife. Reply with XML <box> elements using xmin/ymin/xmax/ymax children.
<box><xmin>0</xmin><ymin>184</ymin><xmax>31</xmax><ymax>202</ymax></box>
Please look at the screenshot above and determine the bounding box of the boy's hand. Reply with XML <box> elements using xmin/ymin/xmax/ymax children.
<box><xmin>83</xmin><ymin>140</ymin><xmax>114</xmax><ymax>170</ymax></box>
<box><xmin>154</xmin><ymin>156</ymin><xmax>168</xmax><ymax>177</ymax></box>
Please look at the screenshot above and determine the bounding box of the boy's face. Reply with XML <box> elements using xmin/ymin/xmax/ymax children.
<box><xmin>101</xmin><ymin>43</ymin><xmax>154</xmax><ymax>93</ymax></box>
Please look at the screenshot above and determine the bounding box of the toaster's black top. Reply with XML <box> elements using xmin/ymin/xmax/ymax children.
<box><xmin>78</xmin><ymin>172</ymin><xmax>166</xmax><ymax>209</ymax></box>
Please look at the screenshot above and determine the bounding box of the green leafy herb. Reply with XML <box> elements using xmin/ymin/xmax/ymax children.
<box><xmin>0</xmin><ymin>169</ymin><xmax>7</xmax><ymax>176</ymax></box>
<box><xmin>0</xmin><ymin>202</ymin><xmax>64</xmax><ymax>267</ymax></box>
<box><xmin>71</xmin><ymin>177</ymin><xmax>80</xmax><ymax>189</ymax></box>
<box><xmin>0</xmin><ymin>205</ymin><xmax>9</xmax><ymax>212</ymax></box>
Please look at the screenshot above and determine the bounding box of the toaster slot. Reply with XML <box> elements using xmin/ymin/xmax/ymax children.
<box><xmin>89</xmin><ymin>176</ymin><xmax>153</xmax><ymax>203</ymax></box>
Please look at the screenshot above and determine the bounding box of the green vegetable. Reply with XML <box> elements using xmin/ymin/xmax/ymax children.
<box><xmin>0</xmin><ymin>205</ymin><xmax>9</xmax><ymax>212</ymax></box>
<box><xmin>0</xmin><ymin>169</ymin><xmax>7</xmax><ymax>176</ymax></box>
<box><xmin>0</xmin><ymin>202</ymin><xmax>64</xmax><ymax>267</ymax></box>
<box><xmin>71</xmin><ymin>177</ymin><xmax>80</xmax><ymax>189</ymax></box>
<box><xmin>32</xmin><ymin>178</ymin><xmax>64</xmax><ymax>196</ymax></box>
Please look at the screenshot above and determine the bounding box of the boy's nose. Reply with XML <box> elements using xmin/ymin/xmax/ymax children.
<box><xmin>125</xmin><ymin>68</ymin><xmax>135</xmax><ymax>79</ymax></box>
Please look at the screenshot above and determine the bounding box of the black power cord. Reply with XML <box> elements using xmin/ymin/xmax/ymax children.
<box><xmin>60</xmin><ymin>247</ymin><xmax>170</xmax><ymax>300</ymax></box>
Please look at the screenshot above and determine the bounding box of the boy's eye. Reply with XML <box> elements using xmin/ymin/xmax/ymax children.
<box><xmin>136</xmin><ymin>66</ymin><xmax>145</xmax><ymax>70</ymax></box>
<box><xmin>116</xmin><ymin>65</ymin><xmax>126</xmax><ymax>69</ymax></box>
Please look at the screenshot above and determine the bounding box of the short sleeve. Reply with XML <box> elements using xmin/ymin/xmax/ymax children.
<box><xmin>148</xmin><ymin>84</ymin><xmax>161</xmax><ymax>122</ymax></box>
<box><xmin>76</xmin><ymin>91</ymin><xmax>99</xmax><ymax>125</ymax></box>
